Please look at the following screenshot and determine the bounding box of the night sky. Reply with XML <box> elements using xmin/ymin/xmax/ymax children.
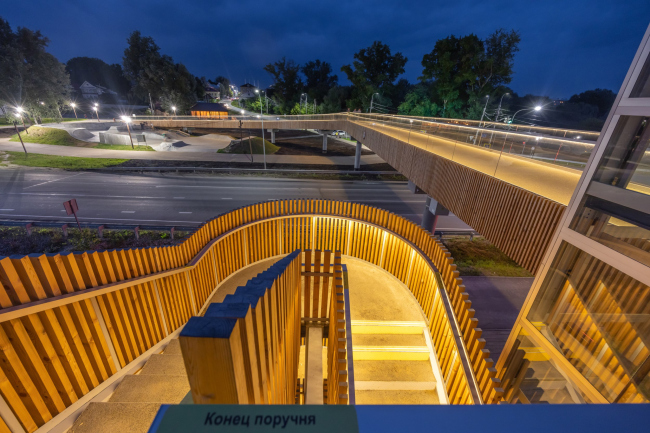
<box><xmin>3</xmin><ymin>0</ymin><xmax>649</xmax><ymax>98</ymax></box>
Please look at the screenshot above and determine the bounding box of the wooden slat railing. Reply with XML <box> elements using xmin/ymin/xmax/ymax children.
<box><xmin>0</xmin><ymin>199</ymin><xmax>505</xmax><ymax>431</ymax></box>
<box><xmin>179</xmin><ymin>250</ymin><xmax>302</xmax><ymax>404</ymax></box>
<box><xmin>326</xmin><ymin>253</ymin><xmax>348</xmax><ymax>404</ymax></box>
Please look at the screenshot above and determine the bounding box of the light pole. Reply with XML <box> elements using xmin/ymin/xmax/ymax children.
<box><xmin>407</xmin><ymin>119</ymin><xmax>414</xmax><ymax>143</ymax></box>
<box><xmin>171</xmin><ymin>106</ymin><xmax>176</xmax><ymax>119</ymax></box>
<box><xmin>16</xmin><ymin>107</ymin><xmax>27</xmax><ymax>134</ymax></box>
<box><xmin>255</xmin><ymin>89</ymin><xmax>267</xmax><ymax>170</ymax></box>
<box><xmin>495</xmin><ymin>93</ymin><xmax>509</xmax><ymax>124</ymax></box>
<box><xmin>369</xmin><ymin>93</ymin><xmax>379</xmax><ymax>113</ymax></box>
<box><xmin>12</xmin><ymin>119</ymin><xmax>27</xmax><ymax>155</ymax></box>
<box><xmin>93</xmin><ymin>103</ymin><xmax>100</xmax><ymax>122</ymax></box>
<box><xmin>70</xmin><ymin>102</ymin><xmax>78</xmax><ymax>119</ymax></box>
<box><xmin>478</xmin><ymin>95</ymin><xmax>490</xmax><ymax>128</ymax></box>
<box><xmin>121</xmin><ymin>116</ymin><xmax>135</xmax><ymax>149</ymax></box>
<box><xmin>509</xmin><ymin>105</ymin><xmax>542</xmax><ymax>128</ymax></box>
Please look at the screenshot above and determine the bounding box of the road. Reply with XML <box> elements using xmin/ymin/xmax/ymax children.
<box><xmin>0</xmin><ymin>169</ymin><xmax>473</xmax><ymax>230</ymax></box>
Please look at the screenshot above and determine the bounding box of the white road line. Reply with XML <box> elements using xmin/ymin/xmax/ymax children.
<box><xmin>0</xmin><ymin>213</ymin><xmax>203</xmax><ymax>224</ymax></box>
<box><xmin>121</xmin><ymin>211</ymin><xmax>135</xmax><ymax>213</ymax></box>
<box><xmin>10</xmin><ymin>193</ymin><xmax>165</xmax><ymax>199</ymax></box>
<box><xmin>23</xmin><ymin>172</ymin><xmax>86</xmax><ymax>190</ymax></box>
<box><xmin>179</xmin><ymin>212</ymin><xmax>192</xmax><ymax>214</ymax></box>
<box><xmin>221</xmin><ymin>198</ymin><xmax>233</xmax><ymax>200</ymax></box>
<box><xmin>0</xmin><ymin>209</ymin><xmax>14</xmax><ymax>211</ymax></box>
<box><xmin>173</xmin><ymin>197</ymin><xmax>185</xmax><ymax>199</ymax></box>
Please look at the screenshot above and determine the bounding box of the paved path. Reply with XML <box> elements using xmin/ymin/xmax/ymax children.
<box><xmin>0</xmin><ymin>137</ymin><xmax>385</xmax><ymax>165</ymax></box>
<box><xmin>0</xmin><ymin>169</ymin><xmax>473</xmax><ymax>230</ymax></box>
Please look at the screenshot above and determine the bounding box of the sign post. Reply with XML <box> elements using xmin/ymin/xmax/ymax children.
<box><xmin>63</xmin><ymin>199</ymin><xmax>81</xmax><ymax>229</ymax></box>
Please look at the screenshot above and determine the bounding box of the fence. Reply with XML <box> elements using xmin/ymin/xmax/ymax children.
<box><xmin>0</xmin><ymin>199</ymin><xmax>505</xmax><ymax>432</ymax></box>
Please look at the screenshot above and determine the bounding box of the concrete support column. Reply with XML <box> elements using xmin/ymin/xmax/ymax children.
<box><xmin>322</xmin><ymin>133</ymin><xmax>327</xmax><ymax>154</ymax></box>
<box><xmin>354</xmin><ymin>140</ymin><xmax>362</xmax><ymax>170</ymax></box>
<box><xmin>421</xmin><ymin>196</ymin><xmax>449</xmax><ymax>234</ymax></box>
<box><xmin>267</xmin><ymin>129</ymin><xmax>276</xmax><ymax>144</ymax></box>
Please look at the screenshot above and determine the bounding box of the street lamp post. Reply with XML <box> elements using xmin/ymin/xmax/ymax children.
<box><xmin>121</xmin><ymin>116</ymin><xmax>135</xmax><ymax>149</ymax></box>
<box><xmin>255</xmin><ymin>90</ymin><xmax>267</xmax><ymax>170</ymax></box>
<box><xmin>478</xmin><ymin>95</ymin><xmax>490</xmax><ymax>128</ymax></box>
<box><xmin>93</xmin><ymin>103</ymin><xmax>100</xmax><ymax>122</ymax></box>
<box><xmin>171</xmin><ymin>106</ymin><xmax>176</xmax><ymax>119</ymax></box>
<box><xmin>12</xmin><ymin>119</ymin><xmax>27</xmax><ymax>156</ymax></box>
<box><xmin>495</xmin><ymin>93</ymin><xmax>509</xmax><ymax>124</ymax></box>
<box><xmin>408</xmin><ymin>119</ymin><xmax>414</xmax><ymax>143</ymax></box>
<box><xmin>70</xmin><ymin>102</ymin><xmax>78</xmax><ymax>119</ymax></box>
<box><xmin>509</xmin><ymin>105</ymin><xmax>542</xmax><ymax>129</ymax></box>
<box><xmin>16</xmin><ymin>107</ymin><xmax>28</xmax><ymax>134</ymax></box>
<box><xmin>369</xmin><ymin>93</ymin><xmax>379</xmax><ymax>113</ymax></box>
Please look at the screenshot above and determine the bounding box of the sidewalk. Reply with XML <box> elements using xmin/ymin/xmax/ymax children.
<box><xmin>0</xmin><ymin>138</ymin><xmax>386</xmax><ymax>165</ymax></box>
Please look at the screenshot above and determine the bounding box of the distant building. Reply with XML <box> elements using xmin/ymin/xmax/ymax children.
<box><xmin>189</xmin><ymin>102</ymin><xmax>229</xmax><ymax>118</ymax></box>
<box><xmin>204</xmin><ymin>84</ymin><xmax>220</xmax><ymax>101</ymax></box>
<box><xmin>79</xmin><ymin>81</ymin><xmax>118</xmax><ymax>100</ymax></box>
<box><xmin>239</xmin><ymin>83</ymin><xmax>258</xmax><ymax>99</ymax></box>
<box><xmin>552</xmin><ymin>98</ymin><xmax>566</xmax><ymax>106</ymax></box>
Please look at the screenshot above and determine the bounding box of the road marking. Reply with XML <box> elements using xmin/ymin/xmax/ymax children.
<box><xmin>23</xmin><ymin>172</ymin><xmax>86</xmax><ymax>190</ymax></box>
<box><xmin>0</xmin><ymin>213</ymin><xmax>203</xmax><ymax>224</ymax></box>
<box><xmin>0</xmin><ymin>209</ymin><xmax>14</xmax><ymax>211</ymax></box>
<box><xmin>179</xmin><ymin>212</ymin><xmax>192</xmax><ymax>214</ymax></box>
<box><xmin>173</xmin><ymin>197</ymin><xmax>185</xmax><ymax>199</ymax></box>
<box><xmin>10</xmin><ymin>193</ymin><xmax>165</xmax><ymax>199</ymax></box>
<box><xmin>121</xmin><ymin>211</ymin><xmax>135</xmax><ymax>213</ymax></box>
<box><xmin>222</xmin><ymin>198</ymin><xmax>233</xmax><ymax>200</ymax></box>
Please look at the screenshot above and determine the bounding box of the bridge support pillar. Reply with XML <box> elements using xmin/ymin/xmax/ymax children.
<box><xmin>267</xmin><ymin>129</ymin><xmax>277</xmax><ymax>143</ymax></box>
<box><xmin>354</xmin><ymin>140</ymin><xmax>362</xmax><ymax>170</ymax></box>
<box><xmin>322</xmin><ymin>134</ymin><xmax>327</xmax><ymax>154</ymax></box>
<box><xmin>422</xmin><ymin>196</ymin><xmax>449</xmax><ymax>234</ymax></box>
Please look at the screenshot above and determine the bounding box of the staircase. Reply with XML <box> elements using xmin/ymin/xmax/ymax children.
<box><xmin>70</xmin><ymin>339</ymin><xmax>189</xmax><ymax>433</ymax></box>
<box><xmin>351</xmin><ymin>321</ymin><xmax>442</xmax><ymax>404</ymax></box>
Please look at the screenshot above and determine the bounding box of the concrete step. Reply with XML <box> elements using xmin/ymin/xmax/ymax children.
<box><xmin>353</xmin><ymin>346</ymin><xmax>429</xmax><ymax>361</ymax></box>
<box><xmin>109</xmin><ymin>375</ymin><xmax>189</xmax><ymax>403</ymax></box>
<box><xmin>162</xmin><ymin>339</ymin><xmax>181</xmax><ymax>355</ymax></box>
<box><xmin>351</xmin><ymin>320</ymin><xmax>425</xmax><ymax>335</ymax></box>
<box><xmin>354</xmin><ymin>360</ymin><xmax>435</xmax><ymax>382</ymax></box>
<box><xmin>352</xmin><ymin>333</ymin><xmax>426</xmax><ymax>347</ymax></box>
<box><xmin>69</xmin><ymin>402</ymin><xmax>161</xmax><ymax>433</ymax></box>
<box><xmin>355</xmin><ymin>389</ymin><xmax>440</xmax><ymax>404</ymax></box>
<box><xmin>139</xmin><ymin>354</ymin><xmax>186</xmax><ymax>376</ymax></box>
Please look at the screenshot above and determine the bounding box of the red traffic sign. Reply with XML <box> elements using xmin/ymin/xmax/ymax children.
<box><xmin>63</xmin><ymin>199</ymin><xmax>79</xmax><ymax>215</ymax></box>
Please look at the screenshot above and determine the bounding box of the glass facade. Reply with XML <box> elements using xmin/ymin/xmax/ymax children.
<box><xmin>630</xmin><ymin>53</ymin><xmax>650</xmax><ymax>97</ymax></box>
<box><xmin>527</xmin><ymin>242</ymin><xmax>650</xmax><ymax>402</ymax></box>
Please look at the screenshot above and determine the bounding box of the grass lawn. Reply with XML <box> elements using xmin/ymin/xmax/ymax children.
<box><xmin>10</xmin><ymin>126</ymin><xmax>86</xmax><ymax>146</ymax></box>
<box><xmin>94</xmin><ymin>144</ymin><xmax>155</xmax><ymax>151</ymax></box>
<box><xmin>2</xmin><ymin>151</ymin><xmax>128</xmax><ymax>169</ymax></box>
<box><xmin>442</xmin><ymin>236</ymin><xmax>533</xmax><ymax>277</ymax></box>
<box><xmin>218</xmin><ymin>136</ymin><xmax>279</xmax><ymax>154</ymax></box>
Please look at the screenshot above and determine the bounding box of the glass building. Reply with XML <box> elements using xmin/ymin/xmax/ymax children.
<box><xmin>497</xmin><ymin>24</ymin><xmax>650</xmax><ymax>404</ymax></box>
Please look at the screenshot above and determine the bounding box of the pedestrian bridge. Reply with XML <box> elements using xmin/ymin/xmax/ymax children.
<box><xmin>137</xmin><ymin>113</ymin><xmax>598</xmax><ymax>274</ymax></box>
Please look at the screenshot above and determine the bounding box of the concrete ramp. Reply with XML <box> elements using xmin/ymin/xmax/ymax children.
<box><xmin>70</xmin><ymin>128</ymin><xmax>99</xmax><ymax>142</ymax></box>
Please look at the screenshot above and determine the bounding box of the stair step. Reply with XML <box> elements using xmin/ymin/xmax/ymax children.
<box><xmin>355</xmin><ymin>389</ymin><xmax>440</xmax><ymax>404</ymax></box>
<box><xmin>353</xmin><ymin>346</ymin><xmax>429</xmax><ymax>361</ymax></box>
<box><xmin>352</xmin><ymin>333</ymin><xmax>426</xmax><ymax>347</ymax></box>
<box><xmin>69</xmin><ymin>402</ymin><xmax>161</xmax><ymax>433</ymax></box>
<box><xmin>351</xmin><ymin>320</ymin><xmax>425</xmax><ymax>334</ymax></box>
<box><xmin>162</xmin><ymin>339</ymin><xmax>181</xmax><ymax>355</ymax></box>
<box><xmin>139</xmin><ymin>354</ymin><xmax>186</xmax><ymax>376</ymax></box>
<box><xmin>109</xmin><ymin>375</ymin><xmax>189</xmax><ymax>403</ymax></box>
<box><xmin>355</xmin><ymin>381</ymin><xmax>436</xmax><ymax>391</ymax></box>
<box><xmin>354</xmin><ymin>360</ymin><xmax>435</xmax><ymax>382</ymax></box>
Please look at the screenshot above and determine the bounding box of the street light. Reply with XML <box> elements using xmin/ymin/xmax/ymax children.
<box><xmin>70</xmin><ymin>102</ymin><xmax>78</xmax><ymax>119</ymax></box>
<box><xmin>495</xmin><ymin>93</ymin><xmax>509</xmax><ymax>124</ymax></box>
<box><xmin>509</xmin><ymin>105</ymin><xmax>543</xmax><ymax>127</ymax></box>
<box><xmin>408</xmin><ymin>119</ymin><xmax>414</xmax><ymax>143</ymax></box>
<box><xmin>369</xmin><ymin>93</ymin><xmax>380</xmax><ymax>113</ymax></box>
<box><xmin>15</xmin><ymin>107</ymin><xmax>27</xmax><ymax>133</ymax></box>
<box><xmin>120</xmin><ymin>116</ymin><xmax>135</xmax><ymax>149</ymax></box>
<box><xmin>255</xmin><ymin>89</ymin><xmax>267</xmax><ymax>170</ymax></box>
<box><xmin>171</xmin><ymin>106</ymin><xmax>176</xmax><ymax>119</ymax></box>
<box><xmin>478</xmin><ymin>95</ymin><xmax>490</xmax><ymax>128</ymax></box>
<box><xmin>93</xmin><ymin>105</ymin><xmax>100</xmax><ymax>122</ymax></box>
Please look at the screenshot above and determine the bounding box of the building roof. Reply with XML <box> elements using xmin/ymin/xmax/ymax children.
<box><xmin>240</xmin><ymin>83</ymin><xmax>256</xmax><ymax>88</ymax></box>
<box><xmin>190</xmin><ymin>102</ymin><xmax>229</xmax><ymax>112</ymax></box>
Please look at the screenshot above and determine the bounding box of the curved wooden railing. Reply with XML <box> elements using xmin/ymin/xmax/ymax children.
<box><xmin>0</xmin><ymin>199</ymin><xmax>504</xmax><ymax>432</ymax></box>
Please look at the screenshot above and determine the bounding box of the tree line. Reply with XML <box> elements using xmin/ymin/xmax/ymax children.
<box><xmin>0</xmin><ymin>15</ymin><xmax>615</xmax><ymax>130</ymax></box>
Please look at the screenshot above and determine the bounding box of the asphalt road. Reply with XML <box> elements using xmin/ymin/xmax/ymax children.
<box><xmin>0</xmin><ymin>169</ymin><xmax>473</xmax><ymax>230</ymax></box>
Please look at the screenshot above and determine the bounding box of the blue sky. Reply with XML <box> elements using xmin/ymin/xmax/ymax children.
<box><xmin>3</xmin><ymin>0</ymin><xmax>649</xmax><ymax>98</ymax></box>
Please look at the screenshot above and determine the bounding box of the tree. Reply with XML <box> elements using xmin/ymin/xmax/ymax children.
<box><xmin>341</xmin><ymin>41</ymin><xmax>407</xmax><ymax>111</ymax></box>
<box><xmin>210</xmin><ymin>76</ymin><xmax>232</xmax><ymax>98</ymax></box>
<box><xmin>302</xmin><ymin>60</ymin><xmax>338</xmax><ymax>103</ymax></box>
<box><xmin>0</xmin><ymin>17</ymin><xmax>71</xmax><ymax>121</ymax></box>
<box><xmin>421</xmin><ymin>29</ymin><xmax>520</xmax><ymax>118</ymax></box>
<box><xmin>398</xmin><ymin>83</ymin><xmax>439</xmax><ymax>117</ymax></box>
<box><xmin>66</xmin><ymin>57</ymin><xmax>130</xmax><ymax>96</ymax></box>
<box><xmin>264</xmin><ymin>57</ymin><xmax>303</xmax><ymax>112</ymax></box>
<box><xmin>123</xmin><ymin>31</ymin><xmax>198</xmax><ymax>113</ymax></box>
<box><xmin>568</xmin><ymin>88</ymin><xmax>616</xmax><ymax>118</ymax></box>
<box><xmin>322</xmin><ymin>86</ymin><xmax>351</xmax><ymax>113</ymax></box>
